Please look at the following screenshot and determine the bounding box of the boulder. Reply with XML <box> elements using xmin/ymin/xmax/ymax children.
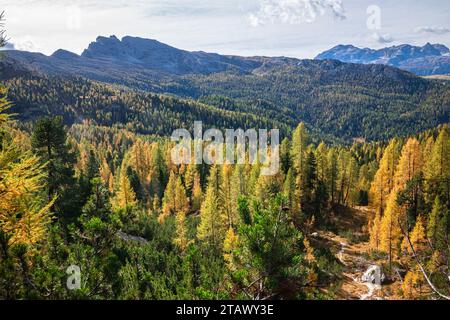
<box><xmin>361</xmin><ymin>265</ymin><xmax>386</xmax><ymax>285</ymax></box>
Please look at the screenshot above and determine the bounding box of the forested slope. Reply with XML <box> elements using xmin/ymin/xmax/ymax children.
<box><xmin>182</xmin><ymin>61</ymin><xmax>450</xmax><ymax>140</ymax></box>
<box><xmin>4</xmin><ymin>75</ymin><xmax>290</xmax><ymax>137</ymax></box>
<box><xmin>2</xmin><ymin>40</ymin><xmax>449</xmax><ymax>142</ymax></box>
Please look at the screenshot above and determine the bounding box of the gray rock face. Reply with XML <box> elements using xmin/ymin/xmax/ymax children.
<box><xmin>80</xmin><ymin>35</ymin><xmax>267</xmax><ymax>75</ymax></box>
<box><xmin>316</xmin><ymin>43</ymin><xmax>450</xmax><ymax>76</ymax></box>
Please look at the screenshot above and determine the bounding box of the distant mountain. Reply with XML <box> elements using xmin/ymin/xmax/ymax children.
<box><xmin>80</xmin><ymin>35</ymin><xmax>272</xmax><ymax>75</ymax></box>
<box><xmin>315</xmin><ymin>43</ymin><xmax>450</xmax><ymax>76</ymax></box>
<box><xmin>0</xmin><ymin>35</ymin><xmax>300</xmax><ymax>89</ymax></box>
<box><xmin>1</xmin><ymin>36</ymin><xmax>449</xmax><ymax>141</ymax></box>
<box><xmin>1</xmin><ymin>35</ymin><xmax>295</xmax><ymax>79</ymax></box>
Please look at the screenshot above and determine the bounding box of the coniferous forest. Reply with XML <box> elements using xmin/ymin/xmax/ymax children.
<box><xmin>0</xmin><ymin>11</ymin><xmax>449</xmax><ymax>302</ymax></box>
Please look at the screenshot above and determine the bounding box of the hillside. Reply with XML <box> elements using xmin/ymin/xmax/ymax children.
<box><xmin>2</xmin><ymin>35</ymin><xmax>449</xmax><ymax>142</ymax></box>
<box><xmin>181</xmin><ymin>61</ymin><xmax>449</xmax><ymax>141</ymax></box>
<box><xmin>1</xmin><ymin>12</ymin><xmax>450</xmax><ymax>302</ymax></box>
<box><xmin>4</xmin><ymin>75</ymin><xmax>290</xmax><ymax>137</ymax></box>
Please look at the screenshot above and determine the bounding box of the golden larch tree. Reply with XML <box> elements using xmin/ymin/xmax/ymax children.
<box><xmin>112</xmin><ymin>162</ymin><xmax>137</xmax><ymax>210</ymax></box>
<box><xmin>0</xmin><ymin>87</ymin><xmax>54</xmax><ymax>246</ymax></box>
<box><xmin>160</xmin><ymin>171</ymin><xmax>189</xmax><ymax>223</ymax></box>
<box><xmin>369</xmin><ymin>139</ymin><xmax>399</xmax><ymax>215</ymax></box>
<box><xmin>197</xmin><ymin>165</ymin><xmax>227</xmax><ymax>248</ymax></box>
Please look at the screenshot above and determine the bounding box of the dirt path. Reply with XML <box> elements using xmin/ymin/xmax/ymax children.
<box><xmin>315</xmin><ymin>206</ymin><xmax>395</xmax><ymax>300</ymax></box>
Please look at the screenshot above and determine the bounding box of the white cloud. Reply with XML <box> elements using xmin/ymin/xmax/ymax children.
<box><xmin>371</xmin><ymin>32</ymin><xmax>393</xmax><ymax>44</ymax></box>
<box><xmin>249</xmin><ymin>0</ymin><xmax>346</xmax><ymax>27</ymax></box>
<box><xmin>414</xmin><ymin>26</ymin><xmax>450</xmax><ymax>35</ymax></box>
<box><xmin>2</xmin><ymin>1</ymin><xmax>450</xmax><ymax>59</ymax></box>
<box><xmin>8</xmin><ymin>36</ymin><xmax>39</xmax><ymax>52</ymax></box>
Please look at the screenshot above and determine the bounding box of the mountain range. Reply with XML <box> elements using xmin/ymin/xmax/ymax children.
<box><xmin>1</xmin><ymin>36</ymin><xmax>449</xmax><ymax>142</ymax></box>
<box><xmin>315</xmin><ymin>43</ymin><xmax>450</xmax><ymax>76</ymax></box>
<box><xmin>1</xmin><ymin>35</ymin><xmax>295</xmax><ymax>81</ymax></box>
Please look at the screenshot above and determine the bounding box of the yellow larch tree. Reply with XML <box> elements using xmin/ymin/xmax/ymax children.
<box><xmin>290</xmin><ymin>123</ymin><xmax>308</xmax><ymax>213</ymax></box>
<box><xmin>0</xmin><ymin>151</ymin><xmax>54</xmax><ymax>246</ymax></box>
<box><xmin>184</xmin><ymin>161</ymin><xmax>197</xmax><ymax>197</ymax></box>
<box><xmin>160</xmin><ymin>171</ymin><xmax>189</xmax><ymax>223</ymax></box>
<box><xmin>112</xmin><ymin>162</ymin><xmax>137</xmax><ymax>210</ymax></box>
<box><xmin>379</xmin><ymin>192</ymin><xmax>403</xmax><ymax>265</ymax></box>
<box><xmin>369</xmin><ymin>211</ymin><xmax>382</xmax><ymax>251</ymax></box>
<box><xmin>402</xmin><ymin>214</ymin><xmax>427</xmax><ymax>254</ymax></box>
<box><xmin>254</xmin><ymin>171</ymin><xmax>283</xmax><ymax>205</ymax></box>
<box><xmin>127</xmin><ymin>139</ymin><xmax>153</xmax><ymax>193</ymax></box>
<box><xmin>223</xmin><ymin>227</ymin><xmax>239</xmax><ymax>271</ymax></box>
<box><xmin>393</xmin><ymin>138</ymin><xmax>423</xmax><ymax>191</ymax></box>
<box><xmin>402</xmin><ymin>268</ymin><xmax>423</xmax><ymax>299</ymax></box>
<box><xmin>369</xmin><ymin>139</ymin><xmax>399</xmax><ymax>215</ymax></box>
<box><xmin>173</xmin><ymin>210</ymin><xmax>191</xmax><ymax>252</ymax></box>
<box><xmin>197</xmin><ymin>165</ymin><xmax>227</xmax><ymax>248</ymax></box>
<box><xmin>0</xmin><ymin>88</ymin><xmax>54</xmax><ymax>246</ymax></box>
<box><xmin>221</xmin><ymin>165</ymin><xmax>235</xmax><ymax>229</ymax></box>
<box><xmin>315</xmin><ymin>142</ymin><xmax>328</xmax><ymax>183</ymax></box>
<box><xmin>379</xmin><ymin>138</ymin><xmax>423</xmax><ymax>266</ymax></box>
<box><xmin>99</xmin><ymin>155</ymin><xmax>114</xmax><ymax>192</ymax></box>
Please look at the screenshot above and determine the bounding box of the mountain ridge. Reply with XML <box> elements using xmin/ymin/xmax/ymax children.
<box><xmin>1</xmin><ymin>35</ymin><xmax>449</xmax><ymax>142</ymax></box>
<box><xmin>4</xmin><ymin>37</ymin><xmax>450</xmax><ymax>77</ymax></box>
<box><xmin>316</xmin><ymin>43</ymin><xmax>450</xmax><ymax>76</ymax></box>
<box><xmin>1</xmin><ymin>35</ymin><xmax>305</xmax><ymax>86</ymax></box>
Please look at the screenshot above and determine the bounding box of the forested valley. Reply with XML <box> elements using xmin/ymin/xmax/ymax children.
<box><xmin>1</xmin><ymin>93</ymin><xmax>449</xmax><ymax>298</ymax></box>
<box><xmin>3</xmin><ymin>37</ymin><xmax>450</xmax><ymax>142</ymax></box>
<box><xmin>1</xmin><ymin>18</ymin><xmax>449</xmax><ymax>301</ymax></box>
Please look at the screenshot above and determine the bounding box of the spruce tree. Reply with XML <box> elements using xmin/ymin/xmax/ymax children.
<box><xmin>424</xmin><ymin>126</ymin><xmax>450</xmax><ymax>204</ymax></box>
<box><xmin>31</xmin><ymin>116</ymin><xmax>77</xmax><ymax>218</ymax></box>
<box><xmin>427</xmin><ymin>196</ymin><xmax>447</xmax><ymax>250</ymax></box>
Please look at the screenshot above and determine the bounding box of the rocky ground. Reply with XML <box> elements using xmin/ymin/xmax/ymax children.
<box><xmin>314</xmin><ymin>206</ymin><xmax>402</xmax><ymax>300</ymax></box>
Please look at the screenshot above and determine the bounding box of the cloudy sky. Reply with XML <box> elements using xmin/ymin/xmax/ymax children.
<box><xmin>2</xmin><ymin>0</ymin><xmax>450</xmax><ymax>58</ymax></box>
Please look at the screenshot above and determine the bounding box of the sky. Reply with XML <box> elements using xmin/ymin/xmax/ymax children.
<box><xmin>2</xmin><ymin>0</ymin><xmax>450</xmax><ymax>58</ymax></box>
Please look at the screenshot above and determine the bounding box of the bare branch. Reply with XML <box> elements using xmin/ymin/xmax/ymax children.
<box><xmin>398</xmin><ymin>217</ymin><xmax>450</xmax><ymax>300</ymax></box>
<box><xmin>0</xmin><ymin>11</ymin><xmax>7</xmax><ymax>48</ymax></box>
